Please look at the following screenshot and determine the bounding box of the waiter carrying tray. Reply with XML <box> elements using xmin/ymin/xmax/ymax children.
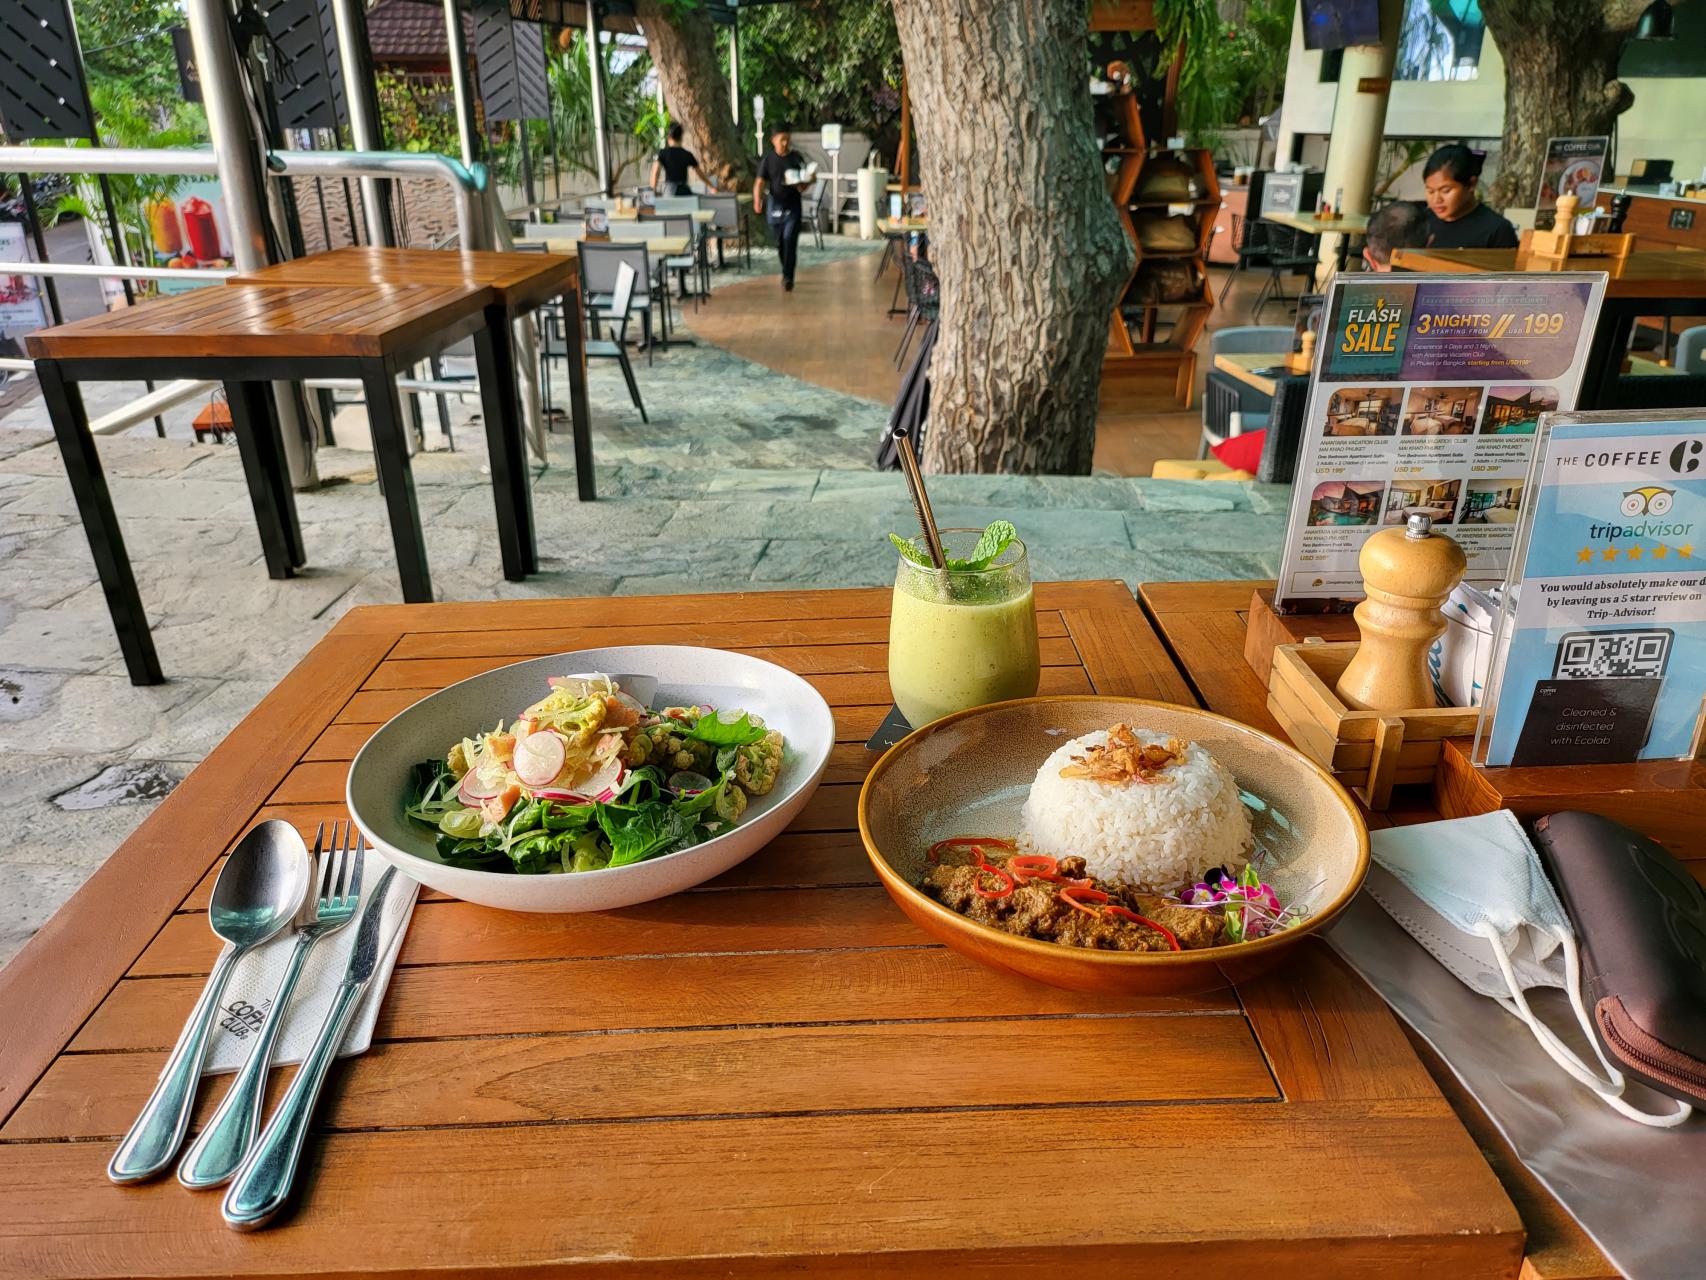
<box><xmin>752</xmin><ymin>124</ymin><xmax>814</xmax><ymax>292</ymax></box>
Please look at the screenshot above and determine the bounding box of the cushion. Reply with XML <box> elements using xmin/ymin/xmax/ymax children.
<box><xmin>1151</xmin><ymin>458</ymin><xmax>1254</xmax><ymax>482</ymax></box>
<box><xmin>1135</xmin><ymin>155</ymin><xmax>1199</xmax><ymax>203</ymax></box>
<box><xmin>1135</xmin><ymin>213</ymin><xmax>1198</xmax><ymax>254</ymax></box>
<box><xmin>1211</xmin><ymin>429</ymin><xmax>1267</xmax><ymax>474</ymax></box>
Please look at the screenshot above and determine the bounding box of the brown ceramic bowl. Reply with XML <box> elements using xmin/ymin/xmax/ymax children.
<box><xmin>858</xmin><ymin>696</ymin><xmax>1369</xmax><ymax>996</ymax></box>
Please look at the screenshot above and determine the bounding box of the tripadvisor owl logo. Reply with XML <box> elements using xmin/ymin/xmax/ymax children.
<box><xmin>1589</xmin><ymin>486</ymin><xmax>1692</xmax><ymax>540</ymax></box>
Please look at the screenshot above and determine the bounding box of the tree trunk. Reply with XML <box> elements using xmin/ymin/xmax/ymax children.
<box><xmin>634</xmin><ymin>0</ymin><xmax>754</xmax><ymax>191</ymax></box>
<box><xmin>892</xmin><ymin>0</ymin><xmax>1131</xmax><ymax>475</ymax></box>
<box><xmin>1479</xmin><ymin>0</ymin><xmax>1652</xmax><ymax>211</ymax></box>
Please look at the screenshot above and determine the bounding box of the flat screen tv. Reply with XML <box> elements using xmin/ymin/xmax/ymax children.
<box><xmin>1301</xmin><ymin>0</ymin><xmax>1382</xmax><ymax>50</ymax></box>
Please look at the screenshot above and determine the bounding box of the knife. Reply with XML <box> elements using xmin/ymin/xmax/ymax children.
<box><xmin>221</xmin><ymin>865</ymin><xmax>399</xmax><ymax>1230</ymax></box>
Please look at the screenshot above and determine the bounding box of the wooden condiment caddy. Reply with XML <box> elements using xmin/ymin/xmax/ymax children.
<box><xmin>1530</xmin><ymin>193</ymin><xmax>1635</xmax><ymax>262</ymax></box>
<box><xmin>1264</xmin><ymin>516</ymin><xmax>1475</xmax><ymax>808</ymax></box>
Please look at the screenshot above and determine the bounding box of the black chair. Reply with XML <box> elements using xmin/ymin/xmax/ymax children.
<box><xmin>1218</xmin><ymin>213</ymin><xmax>1272</xmax><ymax>308</ymax></box>
<box><xmin>876</xmin><ymin>317</ymin><xmax>937</xmax><ymax>470</ymax></box>
<box><xmin>703</xmin><ymin>193</ymin><xmax>748</xmax><ymax>270</ymax></box>
<box><xmin>1255</xmin><ymin>374</ymin><xmax>1309</xmax><ymax>485</ymax></box>
<box><xmin>808</xmin><ymin>179</ymin><xmax>832</xmax><ymax>249</ymax></box>
<box><xmin>894</xmin><ymin>252</ymin><xmax>939</xmax><ymax>369</ymax></box>
<box><xmin>1251</xmin><ymin>225</ymin><xmax>1319</xmax><ymax>320</ymax></box>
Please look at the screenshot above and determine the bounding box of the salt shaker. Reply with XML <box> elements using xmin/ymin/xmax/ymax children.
<box><xmin>1335</xmin><ymin>513</ymin><xmax>1467</xmax><ymax>713</ymax></box>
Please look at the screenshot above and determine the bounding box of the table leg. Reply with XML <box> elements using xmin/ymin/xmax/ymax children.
<box><xmin>360</xmin><ymin>362</ymin><xmax>433</xmax><ymax>603</ymax></box>
<box><xmin>559</xmin><ymin>287</ymin><xmax>596</xmax><ymax>502</ymax></box>
<box><xmin>471</xmin><ymin>307</ymin><xmax>535</xmax><ymax>581</ymax></box>
<box><xmin>1581</xmin><ymin>303</ymin><xmax>1635</xmax><ymax>410</ymax></box>
<box><xmin>223</xmin><ymin>381</ymin><xmax>299</xmax><ymax>581</ymax></box>
<box><xmin>37</xmin><ymin>361</ymin><xmax>162</xmax><ymax>686</ymax></box>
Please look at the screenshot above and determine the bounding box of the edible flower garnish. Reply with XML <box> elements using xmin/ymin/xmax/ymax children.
<box><xmin>1176</xmin><ymin>863</ymin><xmax>1309</xmax><ymax>943</ymax></box>
<box><xmin>889</xmin><ymin>519</ymin><xmax>1018</xmax><ymax>572</ymax></box>
<box><xmin>1058</xmin><ymin>724</ymin><xmax>1184</xmax><ymax>784</ymax></box>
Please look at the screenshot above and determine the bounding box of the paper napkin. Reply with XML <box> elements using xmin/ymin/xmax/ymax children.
<box><xmin>201</xmin><ymin>849</ymin><xmax>419</xmax><ymax>1074</ymax></box>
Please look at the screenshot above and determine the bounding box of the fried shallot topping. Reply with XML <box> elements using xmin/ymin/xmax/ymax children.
<box><xmin>1058</xmin><ymin>724</ymin><xmax>1186</xmax><ymax>783</ymax></box>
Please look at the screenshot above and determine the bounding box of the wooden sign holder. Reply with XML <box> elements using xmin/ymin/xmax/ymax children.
<box><xmin>1529</xmin><ymin>192</ymin><xmax>1634</xmax><ymax>262</ymax></box>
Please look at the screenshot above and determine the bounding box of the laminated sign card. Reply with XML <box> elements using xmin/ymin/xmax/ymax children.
<box><xmin>1274</xmin><ymin>272</ymin><xmax>1606</xmax><ymax>612</ymax></box>
<box><xmin>1477</xmin><ymin>412</ymin><xmax>1706</xmax><ymax>768</ymax></box>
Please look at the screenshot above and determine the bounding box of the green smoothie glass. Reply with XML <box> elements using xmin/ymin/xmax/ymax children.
<box><xmin>888</xmin><ymin>529</ymin><xmax>1041</xmax><ymax>728</ymax></box>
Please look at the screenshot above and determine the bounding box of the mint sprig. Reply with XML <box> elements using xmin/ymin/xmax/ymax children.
<box><xmin>888</xmin><ymin>520</ymin><xmax>1018</xmax><ymax>573</ymax></box>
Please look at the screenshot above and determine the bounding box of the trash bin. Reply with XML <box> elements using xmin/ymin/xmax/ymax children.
<box><xmin>857</xmin><ymin>167</ymin><xmax>889</xmax><ymax>241</ymax></box>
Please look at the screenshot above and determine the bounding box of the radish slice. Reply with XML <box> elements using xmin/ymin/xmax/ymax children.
<box><xmin>531</xmin><ymin>787</ymin><xmax>588</xmax><ymax>803</ymax></box>
<box><xmin>459</xmin><ymin>772</ymin><xmax>503</xmax><ymax>803</ymax></box>
<box><xmin>513</xmin><ymin>730</ymin><xmax>567</xmax><ymax>787</ymax></box>
<box><xmin>576</xmin><ymin>756</ymin><xmax>623</xmax><ymax>798</ymax></box>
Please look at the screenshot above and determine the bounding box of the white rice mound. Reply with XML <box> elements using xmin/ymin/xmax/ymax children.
<box><xmin>1019</xmin><ymin>728</ymin><xmax>1253</xmax><ymax>891</ymax></box>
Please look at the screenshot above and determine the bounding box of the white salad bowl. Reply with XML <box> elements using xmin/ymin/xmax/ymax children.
<box><xmin>347</xmin><ymin>645</ymin><xmax>835</xmax><ymax>912</ymax></box>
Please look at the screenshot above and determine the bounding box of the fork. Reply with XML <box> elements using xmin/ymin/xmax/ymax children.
<box><xmin>177</xmin><ymin>822</ymin><xmax>365</xmax><ymax>1190</ymax></box>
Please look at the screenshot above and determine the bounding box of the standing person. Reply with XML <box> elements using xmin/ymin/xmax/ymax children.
<box><xmin>1422</xmin><ymin>145</ymin><xmax>1519</xmax><ymax>250</ymax></box>
<box><xmin>650</xmin><ymin>124</ymin><xmax>714</xmax><ymax>197</ymax></box>
<box><xmin>1360</xmin><ymin>200</ymin><xmax>1429</xmax><ymax>271</ymax></box>
<box><xmin>753</xmin><ymin>124</ymin><xmax>812</xmax><ymax>292</ymax></box>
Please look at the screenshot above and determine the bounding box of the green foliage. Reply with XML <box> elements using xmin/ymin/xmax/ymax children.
<box><xmin>539</xmin><ymin>32</ymin><xmax>656</xmax><ymax>186</ymax></box>
<box><xmin>737</xmin><ymin>0</ymin><xmax>901</xmax><ymax>156</ymax></box>
<box><xmin>375</xmin><ymin>72</ymin><xmax>462</xmax><ymax>157</ymax></box>
<box><xmin>1153</xmin><ymin>0</ymin><xmax>1293</xmax><ymax>148</ymax></box>
<box><xmin>74</xmin><ymin>0</ymin><xmax>186</xmax><ymax>107</ymax></box>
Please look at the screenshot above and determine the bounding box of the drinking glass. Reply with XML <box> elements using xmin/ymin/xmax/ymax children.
<box><xmin>887</xmin><ymin>530</ymin><xmax>1041</xmax><ymax>728</ymax></box>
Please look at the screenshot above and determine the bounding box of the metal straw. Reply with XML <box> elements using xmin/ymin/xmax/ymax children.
<box><xmin>892</xmin><ymin>426</ymin><xmax>946</xmax><ymax>569</ymax></box>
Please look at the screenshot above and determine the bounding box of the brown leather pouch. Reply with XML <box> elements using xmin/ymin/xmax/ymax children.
<box><xmin>1533</xmin><ymin>811</ymin><xmax>1706</xmax><ymax>1106</ymax></box>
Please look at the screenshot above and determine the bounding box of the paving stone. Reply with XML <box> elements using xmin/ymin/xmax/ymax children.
<box><xmin>0</xmin><ymin>432</ymin><xmax>215</xmax><ymax>479</ymax></box>
<box><xmin>1130</xmin><ymin>479</ymin><xmax>1252</xmax><ymax>513</ymax></box>
<box><xmin>0</xmin><ymin>429</ymin><xmax>51</xmax><ymax>461</ymax></box>
<box><xmin>0</xmin><ymin>608</ymin><xmax>135</xmax><ymax>672</ymax></box>
<box><xmin>129</xmin><ymin>678</ymin><xmax>275</xmax><ymax>762</ymax></box>
<box><xmin>0</xmin><ymin>670</ymin><xmax>215</xmax><ymax>756</ymax></box>
<box><xmin>0</xmin><ymin>862</ymin><xmax>97</xmax><ymax>969</ymax></box>
<box><xmin>658</xmin><ymin>498</ymin><xmax>909</xmax><ymax>543</ymax></box>
<box><xmin>748</xmin><ymin>538</ymin><xmax>900</xmax><ymax>588</ymax></box>
<box><xmin>1125</xmin><ymin>510</ymin><xmax>1290</xmax><ymax>554</ymax></box>
<box><xmin>52</xmin><ymin>760</ymin><xmax>185</xmax><ymax>811</ymax></box>
<box><xmin>1245</xmin><ymin>483</ymin><xmax>1295</xmax><ymax>515</ymax></box>
<box><xmin>706</xmin><ymin>469</ymin><xmax>821</xmax><ymax>500</ymax></box>
<box><xmin>928</xmin><ymin>505</ymin><xmax>1132</xmax><ymax>548</ymax></box>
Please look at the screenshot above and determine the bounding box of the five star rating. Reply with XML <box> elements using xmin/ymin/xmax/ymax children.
<box><xmin>1578</xmin><ymin>543</ymin><xmax>1693</xmax><ymax>563</ymax></box>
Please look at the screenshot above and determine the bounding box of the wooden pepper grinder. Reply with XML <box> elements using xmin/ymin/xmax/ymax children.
<box><xmin>1335</xmin><ymin>514</ymin><xmax>1467</xmax><ymax>713</ymax></box>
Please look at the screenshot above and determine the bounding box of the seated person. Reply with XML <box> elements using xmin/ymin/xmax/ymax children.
<box><xmin>1361</xmin><ymin>200</ymin><xmax>1429</xmax><ymax>271</ymax></box>
<box><xmin>1422</xmin><ymin>144</ymin><xmax>1519</xmax><ymax>249</ymax></box>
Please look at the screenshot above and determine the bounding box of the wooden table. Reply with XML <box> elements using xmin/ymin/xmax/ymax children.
<box><xmin>1390</xmin><ymin>245</ymin><xmax>1706</xmax><ymax>409</ymax></box>
<box><xmin>524</xmin><ymin>231</ymin><xmax>691</xmax><ymax>255</ymax></box>
<box><xmin>23</xmin><ymin>283</ymin><xmax>526</xmax><ymax>684</ymax></box>
<box><xmin>230</xmin><ymin>247</ymin><xmax>590</xmax><ymax>507</ymax></box>
<box><xmin>0</xmin><ymin>582</ymin><xmax>1535</xmax><ymax>1277</ymax></box>
<box><xmin>1212</xmin><ymin>349</ymin><xmax>1297</xmax><ymax>397</ymax></box>
<box><xmin>1138</xmin><ymin>580</ymin><xmax>1635</xmax><ymax>1280</ymax></box>
<box><xmin>1263</xmin><ymin>209</ymin><xmax>1370</xmax><ymax>274</ymax></box>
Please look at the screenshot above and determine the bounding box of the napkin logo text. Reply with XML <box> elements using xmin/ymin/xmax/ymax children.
<box><xmin>219</xmin><ymin>997</ymin><xmax>272</xmax><ymax>1040</ymax></box>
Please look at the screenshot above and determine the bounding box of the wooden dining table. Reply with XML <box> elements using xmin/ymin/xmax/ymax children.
<box><xmin>22</xmin><ymin>282</ymin><xmax>530</xmax><ymax>685</ymax></box>
<box><xmin>0</xmin><ymin>578</ymin><xmax>1618</xmax><ymax>1276</ymax></box>
<box><xmin>228</xmin><ymin>247</ymin><xmax>591</xmax><ymax>506</ymax></box>
<box><xmin>1390</xmin><ymin>244</ymin><xmax>1706</xmax><ymax>409</ymax></box>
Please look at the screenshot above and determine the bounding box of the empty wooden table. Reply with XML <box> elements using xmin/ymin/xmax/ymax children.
<box><xmin>1390</xmin><ymin>244</ymin><xmax>1706</xmax><ymax>408</ymax></box>
<box><xmin>230</xmin><ymin>246</ymin><xmax>591</xmax><ymax>506</ymax></box>
<box><xmin>1262</xmin><ymin>209</ymin><xmax>1369</xmax><ymax>276</ymax></box>
<box><xmin>24</xmin><ymin>283</ymin><xmax>524</xmax><ymax>684</ymax></box>
<box><xmin>0</xmin><ymin>582</ymin><xmax>1530</xmax><ymax>1277</ymax></box>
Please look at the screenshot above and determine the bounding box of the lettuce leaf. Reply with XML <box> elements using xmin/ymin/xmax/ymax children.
<box><xmin>685</xmin><ymin>710</ymin><xmax>768</xmax><ymax>747</ymax></box>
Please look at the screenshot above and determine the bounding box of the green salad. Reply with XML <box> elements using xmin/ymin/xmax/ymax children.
<box><xmin>403</xmin><ymin>674</ymin><xmax>787</xmax><ymax>875</ymax></box>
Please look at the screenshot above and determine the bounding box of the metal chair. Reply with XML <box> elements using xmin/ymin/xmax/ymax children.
<box><xmin>581</xmin><ymin>261</ymin><xmax>647</xmax><ymax>422</ymax></box>
<box><xmin>657</xmin><ymin>213</ymin><xmax>700</xmax><ymax>308</ymax></box>
<box><xmin>807</xmin><ymin>179</ymin><xmax>832</xmax><ymax>249</ymax></box>
<box><xmin>1251</xmin><ymin>225</ymin><xmax>1319</xmax><ymax>320</ymax></box>
<box><xmin>894</xmin><ymin>252</ymin><xmax>939</xmax><ymax>368</ymax></box>
<box><xmin>1675</xmin><ymin>324</ymin><xmax>1706</xmax><ymax>373</ymax></box>
<box><xmin>1218</xmin><ymin>212</ymin><xmax>1272</xmax><ymax>308</ymax></box>
<box><xmin>703</xmin><ymin>193</ymin><xmax>748</xmax><ymax>269</ymax></box>
<box><xmin>1198</xmin><ymin>325</ymin><xmax>1291</xmax><ymax>458</ymax></box>
<box><xmin>577</xmin><ymin>241</ymin><xmax>655</xmax><ymax>364</ymax></box>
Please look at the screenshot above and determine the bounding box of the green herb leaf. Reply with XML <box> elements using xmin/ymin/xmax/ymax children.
<box><xmin>945</xmin><ymin>519</ymin><xmax>1017</xmax><ymax>572</ymax></box>
<box><xmin>684</xmin><ymin>709</ymin><xmax>769</xmax><ymax>747</ymax></box>
<box><xmin>888</xmin><ymin>532</ymin><xmax>934</xmax><ymax>567</ymax></box>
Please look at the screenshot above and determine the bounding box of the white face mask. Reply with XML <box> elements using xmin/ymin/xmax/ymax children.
<box><xmin>1369</xmin><ymin>810</ymin><xmax>1690</xmax><ymax>1128</ymax></box>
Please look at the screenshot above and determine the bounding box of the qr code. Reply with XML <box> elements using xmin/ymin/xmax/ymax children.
<box><xmin>1552</xmin><ymin>630</ymin><xmax>1673</xmax><ymax>680</ymax></box>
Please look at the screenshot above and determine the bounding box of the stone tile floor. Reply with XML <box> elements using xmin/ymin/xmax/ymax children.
<box><xmin>0</xmin><ymin>235</ymin><xmax>1289</xmax><ymax>968</ymax></box>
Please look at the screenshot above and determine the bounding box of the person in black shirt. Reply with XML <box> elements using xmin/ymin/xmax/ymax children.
<box><xmin>1422</xmin><ymin>144</ymin><xmax>1519</xmax><ymax>250</ymax></box>
<box><xmin>650</xmin><ymin>124</ymin><xmax>714</xmax><ymax>197</ymax></box>
<box><xmin>752</xmin><ymin>124</ymin><xmax>812</xmax><ymax>291</ymax></box>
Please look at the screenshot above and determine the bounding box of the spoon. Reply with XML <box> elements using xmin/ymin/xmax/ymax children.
<box><xmin>108</xmin><ymin>820</ymin><xmax>309</xmax><ymax>1184</ymax></box>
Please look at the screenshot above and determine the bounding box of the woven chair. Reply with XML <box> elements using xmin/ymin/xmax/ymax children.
<box><xmin>894</xmin><ymin>253</ymin><xmax>940</xmax><ymax>369</ymax></box>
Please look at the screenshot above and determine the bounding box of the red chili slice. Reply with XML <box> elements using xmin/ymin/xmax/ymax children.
<box><xmin>928</xmin><ymin>835</ymin><xmax>1015</xmax><ymax>864</ymax></box>
<box><xmin>1060</xmin><ymin>887</ymin><xmax>1111</xmax><ymax>917</ymax></box>
<box><xmin>971</xmin><ymin>861</ymin><xmax>1015</xmax><ymax>900</ymax></box>
<box><xmin>1008</xmin><ymin>855</ymin><xmax>1059</xmax><ymax>877</ymax></box>
<box><xmin>1104</xmin><ymin>905</ymin><xmax>1182</xmax><ymax>952</ymax></box>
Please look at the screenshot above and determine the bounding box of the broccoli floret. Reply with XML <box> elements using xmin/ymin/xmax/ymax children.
<box><xmin>714</xmin><ymin>780</ymin><xmax>748</xmax><ymax>823</ymax></box>
<box><xmin>625</xmin><ymin>723</ymin><xmax>713</xmax><ymax>773</ymax></box>
<box><xmin>734</xmin><ymin>730</ymin><xmax>785</xmax><ymax>796</ymax></box>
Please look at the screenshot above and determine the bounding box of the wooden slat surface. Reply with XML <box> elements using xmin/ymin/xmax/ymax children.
<box><xmin>23</xmin><ymin>282</ymin><xmax>494</xmax><ymax>360</ymax></box>
<box><xmin>1137</xmin><ymin>580</ymin><xmax>1616</xmax><ymax>1280</ymax></box>
<box><xmin>229</xmin><ymin>247</ymin><xmax>578</xmax><ymax>316</ymax></box>
<box><xmin>0</xmin><ymin>581</ymin><xmax>1526</xmax><ymax>1279</ymax></box>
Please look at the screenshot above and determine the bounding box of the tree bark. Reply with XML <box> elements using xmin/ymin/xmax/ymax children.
<box><xmin>1479</xmin><ymin>0</ymin><xmax>1663</xmax><ymax>210</ymax></box>
<box><xmin>892</xmin><ymin>0</ymin><xmax>1131</xmax><ymax>475</ymax></box>
<box><xmin>634</xmin><ymin>0</ymin><xmax>754</xmax><ymax>191</ymax></box>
